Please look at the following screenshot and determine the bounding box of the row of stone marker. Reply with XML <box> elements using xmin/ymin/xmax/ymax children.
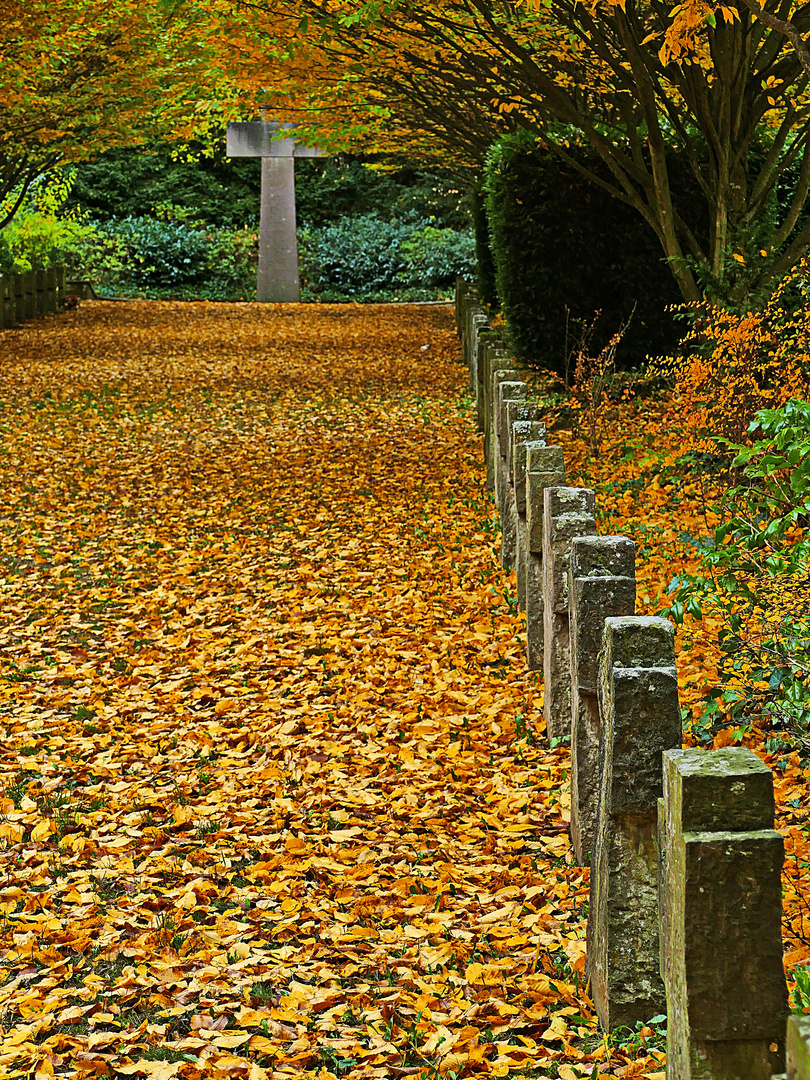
<box><xmin>0</xmin><ymin>266</ymin><xmax>67</xmax><ymax>328</ymax></box>
<box><xmin>455</xmin><ymin>279</ymin><xmax>810</xmax><ymax>1080</ymax></box>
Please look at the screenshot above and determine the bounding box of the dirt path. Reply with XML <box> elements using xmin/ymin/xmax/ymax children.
<box><xmin>0</xmin><ymin>303</ymin><xmax>654</xmax><ymax>1079</ymax></box>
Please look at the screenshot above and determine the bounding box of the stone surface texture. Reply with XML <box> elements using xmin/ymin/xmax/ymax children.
<box><xmin>523</xmin><ymin>448</ymin><xmax>565</xmax><ymax>672</ymax></box>
<box><xmin>493</xmin><ymin>379</ymin><xmax>525</xmax><ymax>512</ymax></box>
<box><xmin>661</xmin><ymin>747</ymin><xmax>787</xmax><ymax>1079</ymax></box>
<box><xmin>588</xmin><ymin>616</ymin><xmax>680</xmax><ymax>1032</ymax></box>
<box><xmin>788</xmin><ymin>1014</ymin><xmax>810</xmax><ymax>1079</ymax></box>
<box><xmin>569</xmin><ymin>536</ymin><xmax>636</xmax><ymax>865</ymax></box>
<box><xmin>511</xmin><ymin>423</ymin><xmax>547</xmax><ymax>610</ymax></box>
<box><xmin>541</xmin><ymin>487</ymin><xmax>595</xmax><ymax>741</ymax></box>
<box><xmin>499</xmin><ymin>409</ymin><xmax>543</xmax><ymax>572</ymax></box>
<box><xmin>485</xmin><ymin>360</ymin><xmax>518</xmax><ymax>491</ymax></box>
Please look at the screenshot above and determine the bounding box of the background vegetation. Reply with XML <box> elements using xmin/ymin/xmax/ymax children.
<box><xmin>1</xmin><ymin>147</ymin><xmax>476</xmax><ymax>303</ymax></box>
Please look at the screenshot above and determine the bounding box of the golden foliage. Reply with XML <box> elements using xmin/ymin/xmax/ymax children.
<box><xmin>662</xmin><ymin>269</ymin><xmax>810</xmax><ymax>449</ymax></box>
<box><xmin>0</xmin><ymin>303</ymin><xmax>669</xmax><ymax>1078</ymax></box>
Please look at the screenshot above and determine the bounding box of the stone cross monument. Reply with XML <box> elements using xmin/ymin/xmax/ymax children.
<box><xmin>226</xmin><ymin>121</ymin><xmax>325</xmax><ymax>302</ymax></box>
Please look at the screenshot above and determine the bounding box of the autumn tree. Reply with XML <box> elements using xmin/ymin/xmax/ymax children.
<box><xmin>0</xmin><ymin>0</ymin><xmax>229</xmax><ymax>228</ymax></box>
<box><xmin>222</xmin><ymin>0</ymin><xmax>810</xmax><ymax>306</ymax></box>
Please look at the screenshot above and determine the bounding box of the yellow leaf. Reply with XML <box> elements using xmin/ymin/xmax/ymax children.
<box><xmin>30</xmin><ymin>819</ymin><xmax>54</xmax><ymax>842</ymax></box>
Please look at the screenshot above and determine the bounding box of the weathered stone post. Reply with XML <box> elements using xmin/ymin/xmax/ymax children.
<box><xmin>468</xmin><ymin>309</ymin><xmax>488</xmax><ymax>394</ymax></box>
<box><xmin>494</xmin><ymin>379</ymin><xmax>527</xmax><ymax>511</ymax></box>
<box><xmin>512</xmin><ymin>420</ymin><xmax>548</xmax><ymax>610</ymax></box>
<box><xmin>660</xmin><ymin>746</ymin><xmax>787</xmax><ymax>1079</ymax></box>
<box><xmin>524</xmin><ymin>447</ymin><xmax>566</xmax><ymax>671</ymax></box>
<box><xmin>588</xmin><ymin>615</ymin><xmax>681</xmax><ymax>1031</ymax></box>
<box><xmin>486</xmin><ymin>360</ymin><xmax>519</xmax><ymax>492</ymax></box>
<box><xmin>478</xmin><ymin>334</ymin><xmax>508</xmax><ymax>434</ymax></box>
<box><xmin>500</xmin><ymin>403</ymin><xmax>544</xmax><ymax>573</ymax></box>
<box><xmin>542</xmin><ymin>487</ymin><xmax>595</xmax><ymax>742</ymax></box>
<box><xmin>569</xmin><ymin>536</ymin><xmax>636</xmax><ymax>866</ymax></box>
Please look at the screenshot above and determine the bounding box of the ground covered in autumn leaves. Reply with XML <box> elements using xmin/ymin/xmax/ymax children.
<box><xmin>0</xmin><ymin>302</ymin><xmax>667</xmax><ymax>1080</ymax></box>
<box><xmin>4</xmin><ymin>301</ymin><xmax>809</xmax><ymax>1079</ymax></box>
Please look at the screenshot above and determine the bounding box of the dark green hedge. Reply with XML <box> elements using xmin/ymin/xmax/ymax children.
<box><xmin>472</xmin><ymin>188</ymin><xmax>499</xmax><ymax>310</ymax></box>
<box><xmin>483</xmin><ymin>131</ymin><xmax>684</xmax><ymax>375</ymax></box>
<box><xmin>68</xmin><ymin>144</ymin><xmax>471</xmax><ymax>231</ymax></box>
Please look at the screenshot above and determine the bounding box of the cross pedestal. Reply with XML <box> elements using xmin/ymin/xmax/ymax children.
<box><xmin>226</xmin><ymin>121</ymin><xmax>325</xmax><ymax>302</ymax></box>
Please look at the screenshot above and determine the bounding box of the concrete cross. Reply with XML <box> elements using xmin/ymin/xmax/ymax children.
<box><xmin>226</xmin><ymin>121</ymin><xmax>326</xmax><ymax>302</ymax></box>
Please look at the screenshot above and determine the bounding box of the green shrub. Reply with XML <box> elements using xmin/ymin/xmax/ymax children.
<box><xmin>67</xmin><ymin>143</ymin><xmax>471</xmax><ymax>231</ymax></box>
<box><xmin>668</xmin><ymin>400</ymin><xmax>810</xmax><ymax>749</ymax></box>
<box><xmin>300</xmin><ymin>213</ymin><xmax>474</xmax><ymax>296</ymax></box>
<box><xmin>483</xmin><ymin>130</ymin><xmax>684</xmax><ymax>376</ymax></box>
<box><xmin>100</xmin><ymin>217</ymin><xmax>211</xmax><ymax>286</ymax></box>
<box><xmin>471</xmin><ymin>188</ymin><xmax>498</xmax><ymax>309</ymax></box>
<box><xmin>94</xmin><ymin>217</ymin><xmax>256</xmax><ymax>297</ymax></box>
<box><xmin>398</xmin><ymin>225</ymin><xmax>475</xmax><ymax>286</ymax></box>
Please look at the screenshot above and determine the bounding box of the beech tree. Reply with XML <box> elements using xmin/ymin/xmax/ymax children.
<box><xmin>0</xmin><ymin>0</ymin><xmax>225</xmax><ymax>227</ymax></box>
<box><xmin>227</xmin><ymin>0</ymin><xmax>810</xmax><ymax>305</ymax></box>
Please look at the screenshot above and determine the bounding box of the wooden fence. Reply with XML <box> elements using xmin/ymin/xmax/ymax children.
<box><xmin>0</xmin><ymin>267</ymin><xmax>66</xmax><ymax>329</ymax></box>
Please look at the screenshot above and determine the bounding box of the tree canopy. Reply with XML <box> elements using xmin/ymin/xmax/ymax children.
<box><xmin>218</xmin><ymin>0</ymin><xmax>810</xmax><ymax>304</ymax></box>
<box><xmin>0</xmin><ymin>0</ymin><xmax>227</xmax><ymax>225</ymax></box>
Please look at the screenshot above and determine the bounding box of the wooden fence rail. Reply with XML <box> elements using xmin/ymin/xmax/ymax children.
<box><xmin>0</xmin><ymin>267</ymin><xmax>66</xmax><ymax>328</ymax></box>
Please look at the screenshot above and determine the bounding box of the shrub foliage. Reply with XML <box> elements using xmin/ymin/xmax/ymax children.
<box><xmin>483</xmin><ymin>131</ymin><xmax>682</xmax><ymax>376</ymax></box>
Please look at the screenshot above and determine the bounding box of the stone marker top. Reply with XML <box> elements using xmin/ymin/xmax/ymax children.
<box><xmin>571</xmin><ymin>535</ymin><xmax>635</xmax><ymax>580</ymax></box>
<box><xmin>226</xmin><ymin>121</ymin><xmax>323</xmax><ymax>158</ymax></box>
<box><xmin>602</xmin><ymin>615</ymin><xmax>674</xmax><ymax>669</ymax></box>
<box><xmin>545</xmin><ymin>486</ymin><xmax>597</xmax><ymax>526</ymax></box>
<box><xmin>527</xmin><ymin>444</ymin><xmax>565</xmax><ymax>473</ymax></box>
<box><xmin>512</xmin><ymin>420</ymin><xmax>546</xmax><ymax>442</ymax></box>
<box><xmin>507</xmin><ymin>406</ymin><xmax>545</xmax><ymax>460</ymax></box>
<box><xmin>663</xmin><ymin>746</ymin><xmax>775</xmax><ymax>833</ymax></box>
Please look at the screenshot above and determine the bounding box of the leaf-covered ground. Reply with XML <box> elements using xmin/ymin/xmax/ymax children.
<box><xmin>0</xmin><ymin>303</ymin><xmax>674</xmax><ymax>1080</ymax></box>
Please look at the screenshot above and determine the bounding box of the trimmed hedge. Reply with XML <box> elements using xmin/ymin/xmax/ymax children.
<box><xmin>483</xmin><ymin>131</ymin><xmax>684</xmax><ymax>375</ymax></box>
<box><xmin>471</xmin><ymin>188</ymin><xmax>499</xmax><ymax>310</ymax></box>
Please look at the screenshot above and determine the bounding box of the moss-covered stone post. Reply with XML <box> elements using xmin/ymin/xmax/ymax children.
<box><xmin>476</xmin><ymin>330</ymin><xmax>507</xmax><ymax>432</ymax></box>
<box><xmin>542</xmin><ymin>487</ymin><xmax>595</xmax><ymax>741</ymax></box>
<box><xmin>468</xmin><ymin>310</ymin><xmax>488</xmax><ymax>393</ymax></box>
<box><xmin>494</xmin><ymin>380</ymin><xmax>527</xmax><ymax>514</ymax></box>
<box><xmin>569</xmin><ymin>536</ymin><xmax>636</xmax><ymax>866</ymax></box>
<box><xmin>589</xmin><ymin>616</ymin><xmax>680</xmax><ymax>1031</ymax></box>
<box><xmin>524</xmin><ymin>447</ymin><xmax>566</xmax><ymax>671</ymax></box>
<box><xmin>661</xmin><ymin>746</ymin><xmax>787</xmax><ymax>1079</ymax></box>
